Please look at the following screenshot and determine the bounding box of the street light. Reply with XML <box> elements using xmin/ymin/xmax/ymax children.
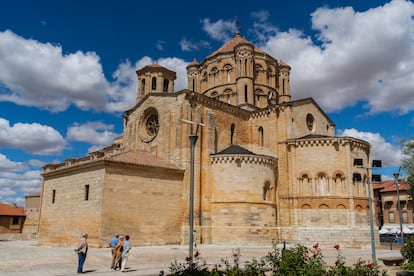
<box><xmin>355</xmin><ymin>159</ymin><xmax>381</xmax><ymax>262</ymax></box>
<box><xmin>393</xmin><ymin>171</ymin><xmax>403</xmax><ymax>244</ymax></box>
<box><xmin>179</xmin><ymin>118</ymin><xmax>204</xmax><ymax>261</ymax></box>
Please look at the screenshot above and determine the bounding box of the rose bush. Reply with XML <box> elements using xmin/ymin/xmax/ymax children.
<box><xmin>162</xmin><ymin>243</ymin><xmax>387</xmax><ymax>276</ymax></box>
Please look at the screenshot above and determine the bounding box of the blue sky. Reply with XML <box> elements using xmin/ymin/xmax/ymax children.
<box><xmin>0</xmin><ymin>0</ymin><xmax>413</xmax><ymax>206</ymax></box>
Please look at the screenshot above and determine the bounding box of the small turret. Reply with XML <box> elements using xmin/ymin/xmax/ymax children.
<box><xmin>136</xmin><ymin>64</ymin><xmax>177</xmax><ymax>102</ymax></box>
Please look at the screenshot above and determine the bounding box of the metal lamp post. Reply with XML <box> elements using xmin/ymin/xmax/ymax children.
<box><xmin>355</xmin><ymin>158</ymin><xmax>382</xmax><ymax>262</ymax></box>
<box><xmin>394</xmin><ymin>171</ymin><xmax>403</xmax><ymax>243</ymax></box>
<box><xmin>365</xmin><ymin>167</ymin><xmax>376</xmax><ymax>261</ymax></box>
<box><xmin>179</xmin><ymin>117</ymin><xmax>204</xmax><ymax>261</ymax></box>
<box><xmin>188</xmin><ymin>133</ymin><xmax>198</xmax><ymax>261</ymax></box>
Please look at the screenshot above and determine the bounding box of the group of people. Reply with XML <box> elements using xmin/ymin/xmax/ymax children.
<box><xmin>74</xmin><ymin>232</ymin><xmax>132</xmax><ymax>274</ymax></box>
<box><xmin>109</xmin><ymin>233</ymin><xmax>132</xmax><ymax>272</ymax></box>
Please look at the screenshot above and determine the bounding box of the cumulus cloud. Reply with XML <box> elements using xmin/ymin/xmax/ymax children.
<box><xmin>0</xmin><ymin>118</ymin><xmax>65</xmax><ymax>155</ymax></box>
<box><xmin>0</xmin><ymin>169</ymin><xmax>42</xmax><ymax>206</ymax></box>
<box><xmin>338</xmin><ymin>128</ymin><xmax>402</xmax><ymax>166</ymax></box>
<box><xmin>201</xmin><ymin>18</ymin><xmax>238</xmax><ymax>42</ymax></box>
<box><xmin>0</xmin><ymin>30</ymin><xmax>109</xmax><ymax>112</ymax></box>
<box><xmin>66</xmin><ymin>121</ymin><xmax>120</xmax><ymax>149</ymax></box>
<box><xmin>0</xmin><ymin>153</ymin><xmax>26</xmax><ymax>172</ymax></box>
<box><xmin>0</xmin><ymin>154</ymin><xmax>43</xmax><ymax>206</ymax></box>
<box><xmin>261</xmin><ymin>0</ymin><xmax>414</xmax><ymax>114</ymax></box>
<box><xmin>0</xmin><ymin>30</ymin><xmax>189</xmax><ymax>114</ymax></box>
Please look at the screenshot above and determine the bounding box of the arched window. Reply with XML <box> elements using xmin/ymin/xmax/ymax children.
<box><xmin>163</xmin><ymin>79</ymin><xmax>169</xmax><ymax>92</ymax></box>
<box><xmin>318</xmin><ymin>173</ymin><xmax>327</xmax><ymax>195</ymax></box>
<box><xmin>141</xmin><ymin>79</ymin><xmax>145</xmax><ymax>93</ymax></box>
<box><xmin>224</xmin><ymin>64</ymin><xmax>232</xmax><ymax>83</ymax></box>
<box><xmin>151</xmin><ymin>77</ymin><xmax>157</xmax><ymax>90</ymax></box>
<box><xmin>258</xmin><ymin>127</ymin><xmax>264</xmax><ymax>146</ymax></box>
<box><xmin>192</xmin><ymin>79</ymin><xmax>195</xmax><ymax>91</ymax></box>
<box><xmin>263</xmin><ymin>182</ymin><xmax>272</xmax><ymax>200</ymax></box>
<box><xmin>230</xmin><ymin>124</ymin><xmax>235</xmax><ymax>144</ymax></box>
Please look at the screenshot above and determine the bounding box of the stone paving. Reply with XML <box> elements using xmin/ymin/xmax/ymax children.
<box><xmin>0</xmin><ymin>233</ymin><xmax>406</xmax><ymax>275</ymax></box>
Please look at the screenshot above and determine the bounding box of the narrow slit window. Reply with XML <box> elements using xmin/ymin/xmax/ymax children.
<box><xmin>151</xmin><ymin>77</ymin><xmax>157</xmax><ymax>90</ymax></box>
<box><xmin>52</xmin><ymin>189</ymin><xmax>56</xmax><ymax>204</ymax></box>
<box><xmin>85</xmin><ymin>185</ymin><xmax>90</xmax><ymax>201</ymax></box>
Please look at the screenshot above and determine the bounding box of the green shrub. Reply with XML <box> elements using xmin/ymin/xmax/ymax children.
<box><xmin>401</xmin><ymin>261</ymin><xmax>414</xmax><ymax>271</ymax></box>
<box><xmin>163</xmin><ymin>243</ymin><xmax>388</xmax><ymax>276</ymax></box>
<box><xmin>401</xmin><ymin>236</ymin><xmax>414</xmax><ymax>263</ymax></box>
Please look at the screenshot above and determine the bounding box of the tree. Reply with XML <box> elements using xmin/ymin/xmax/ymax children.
<box><xmin>401</xmin><ymin>139</ymin><xmax>414</xmax><ymax>199</ymax></box>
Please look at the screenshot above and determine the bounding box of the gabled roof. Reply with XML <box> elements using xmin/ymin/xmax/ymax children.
<box><xmin>105</xmin><ymin>150</ymin><xmax>183</xmax><ymax>171</ymax></box>
<box><xmin>214</xmin><ymin>144</ymin><xmax>255</xmax><ymax>155</ymax></box>
<box><xmin>0</xmin><ymin>203</ymin><xmax>25</xmax><ymax>216</ymax></box>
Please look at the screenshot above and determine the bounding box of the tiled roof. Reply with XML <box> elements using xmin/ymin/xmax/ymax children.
<box><xmin>279</xmin><ymin>60</ymin><xmax>291</xmax><ymax>68</ymax></box>
<box><xmin>105</xmin><ymin>150</ymin><xmax>182</xmax><ymax>170</ymax></box>
<box><xmin>378</xmin><ymin>179</ymin><xmax>410</xmax><ymax>192</ymax></box>
<box><xmin>0</xmin><ymin>203</ymin><xmax>25</xmax><ymax>216</ymax></box>
<box><xmin>297</xmin><ymin>134</ymin><xmax>330</xmax><ymax>139</ymax></box>
<box><xmin>25</xmin><ymin>192</ymin><xmax>41</xmax><ymax>198</ymax></box>
<box><xmin>206</xmin><ymin>32</ymin><xmax>266</xmax><ymax>59</ymax></box>
<box><xmin>215</xmin><ymin>144</ymin><xmax>255</xmax><ymax>155</ymax></box>
<box><xmin>187</xmin><ymin>59</ymin><xmax>199</xmax><ymax>67</ymax></box>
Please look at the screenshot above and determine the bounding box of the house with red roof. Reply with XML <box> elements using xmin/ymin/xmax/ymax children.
<box><xmin>373</xmin><ymin>179</ymin><xmax>412</xmax><ymax>235</ymax></box>
<box><xmin>0</xmin><ymin>202</ymin><xmax>26</xmax><ymax>233</ymax></box>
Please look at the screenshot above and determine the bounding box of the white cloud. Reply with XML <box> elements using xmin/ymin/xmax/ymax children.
<box><xmin>338</xmin><ymin>128</ymin><xmax>402</xmax><ymax>166</ymax></box>
<box><xmin>67</xmin><ymin>121</ymin><xmax>120</xmax><ymax>147</ymax></box>
<box><xmin>0</xmin><ymin>153</ymin><xmax>26</xmax><ymax>172</ymax></box>
<box><xmin>180</xmin><ymin>37</ymin><xmax>198</xmax><ymax>52</ymax></box>
<box><xmin>0</xmin><ymin>169</ymin><xmax>42</xmax><ymax>206</ymax></box>
<box><xmin>248</xmin><ymin>10</ymin><xmax>278</xmax><ymax>43</ymax></box>
<box><xmin>0</xmin><ymin>118</ymin><xmax>65</xmax><ymax>155</ymax></box>
<box><xmin>201</xmin><ymin>18</ymin><xmax>238</xmax><ymax>42</ymax></box>
<box><xmin>0</xmin><ymin>30</ymin><xmax>109</xmax><ymax>112</ymax></box>
<box><xmin>261</xmin><ymin>0</ymin><xmax>414</xmax><ymax>114</ymax></box>
<box><xmin>156</xmin><ymin>40</ymin><xmax>165</xmax><ymax>51</ymax></box>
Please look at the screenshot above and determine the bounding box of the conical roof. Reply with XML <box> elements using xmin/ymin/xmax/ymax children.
<box><xmin>206</xmin><ymin>32</ymin><xmax>266</xmax><ymax>59</ymax></box>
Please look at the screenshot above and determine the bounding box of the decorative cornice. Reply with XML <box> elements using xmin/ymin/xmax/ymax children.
<box><xmin>286</xmin><ymin>136</ymin><xmax>370</xmax><ymax>152</ymax></box>
<box><xmin>185</xmin><ymin>91</ymin><xmax>250</xmax><ymax>120</ymax></box>
<box><xmin>210</xmin><ymin>154</ymin><xmax>277</xmax><ymax>168</ymax></box>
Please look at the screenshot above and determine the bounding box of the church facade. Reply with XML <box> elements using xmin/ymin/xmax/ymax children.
<box><xmin>39</xmin><ymin>33</ymin><xmax>373</xmax><ymax>248</ymax></box>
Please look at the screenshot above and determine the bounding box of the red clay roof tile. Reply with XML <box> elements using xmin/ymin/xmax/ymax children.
<box><xmin>0</xmin><ymin>203</ymin><xmax>25</xmax><ymax>216</ymax></box>
<box><xmin>105</xmin><ymin>150</ymin><xmax>182</xmax><ymax>170</ymax></box>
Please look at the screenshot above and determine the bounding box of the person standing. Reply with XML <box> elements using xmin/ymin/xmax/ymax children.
<box><xmin>74</xmin><ymin>233</ymin><xmax>88</xmax><ymax>274</ymax></box>
<box><xmin>109</xmin><ymin>233</ymin><xmax>119</xmax><ymax>269</ymax></box>
<box><xmin>121</xmin><ymin>235</ymin><xmax>131</xmax><ymax>272</ymax></box>
<box><xmin>114</xmin><ymin>236</ymin><xmax>124</xmax><ymax>270</ymax></box>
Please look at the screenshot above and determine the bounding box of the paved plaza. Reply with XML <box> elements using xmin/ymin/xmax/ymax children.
<box><xmin>0</xmin><ymin>233</ymin><xmax>406</xmax><ymax>275</ymax></box>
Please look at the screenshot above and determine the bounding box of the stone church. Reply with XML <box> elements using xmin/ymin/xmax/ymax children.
<box><xmin>39</xmin><ymin>32</ymin><xmax>372</xmax><ymax>248</ymax></box>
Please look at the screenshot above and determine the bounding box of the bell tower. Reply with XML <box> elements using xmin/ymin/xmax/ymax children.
<box><xmin>136</xmin><ymin>64</ymin><xmax>176</xmax><ymax>102</ymax></box>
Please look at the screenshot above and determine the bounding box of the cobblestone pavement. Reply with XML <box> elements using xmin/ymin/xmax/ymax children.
<box><xmin>0</xmin><ymin>234</ymin><xmax>406</xmax><ymax>275</ymax></box>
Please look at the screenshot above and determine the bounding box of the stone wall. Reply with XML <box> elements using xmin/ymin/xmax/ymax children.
<box><xmin>39</xmin><ymin>165</ymin><xmax>105</xmax><ymax>246</ymax></box>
